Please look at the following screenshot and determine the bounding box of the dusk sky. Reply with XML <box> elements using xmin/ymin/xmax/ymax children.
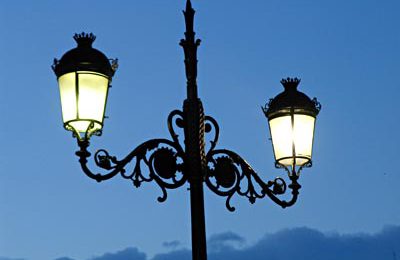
<box><xmin>1</xmin><ymin>0</ymin><xmax>399</xmax><ymax>260</ymax></box>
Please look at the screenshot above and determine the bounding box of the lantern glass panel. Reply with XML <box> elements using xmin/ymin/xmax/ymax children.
<box><xmin>59</xmin><ymin>72</ymin><xmax>77</xmax><ymax>123</ymax></box>
<box><xmin>58</xmin><ymin>71</ymin><xmax>109</xmax><ymax>133</ymax></box>
<box><xmin>269</xmin><ymin>114</ymin><xmax>315</xmax><ymax>166</ymax></box>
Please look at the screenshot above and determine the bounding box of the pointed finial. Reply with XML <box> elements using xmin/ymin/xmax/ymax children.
<box><xmin>184</xmin><ymin>0</ymin><xmax>195</xmax><ymax>16</ymax></box>
<box><xmin>73</xmin><ymin>32</ymin><xmax>96</xmax><ymax>47</ymax></box>
<box><xmin>186</xmin><ymin>0</ymin><xmax>193</xmax><ymax>10</ymax></box>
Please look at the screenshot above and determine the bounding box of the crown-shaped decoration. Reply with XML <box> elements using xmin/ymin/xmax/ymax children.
<box><xmin>280</xmin><ymin>77</ymin><xmax>301</xmax><ymax>90</ymax></box>
<box><xmin>73</xmin><ymin>32</ymin><xmax>96</xmax><ymax>47</ymax></box>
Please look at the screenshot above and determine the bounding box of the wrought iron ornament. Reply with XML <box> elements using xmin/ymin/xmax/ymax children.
<box><xmin>74</xmin><ymin>0</ymin><xmax>305</xmax><ymax>213</ymax></box>
<box><xmin>56</xmin><ymin>1</ymin><xmax>320</xmax><ymax>260</ymax></box>
<box><xmin>76</xmin><ymin>110</ymin><xmax>187</xmax><ymax>203</ymax></box>
<box><xmin>76</xmin><ymin>106</ymin><xmax>302</xmax><ymax>209</ymax></box>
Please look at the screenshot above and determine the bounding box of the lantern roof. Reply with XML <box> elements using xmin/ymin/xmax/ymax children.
<box><xmin>263</xmin><ymin>78</ymin><xmax>321</xmax><ymax>119</ymax></box>
<box><xmin>52</xmin><ymin>32</ymin><xmax>117</xmax><ymax>78</ymax></box>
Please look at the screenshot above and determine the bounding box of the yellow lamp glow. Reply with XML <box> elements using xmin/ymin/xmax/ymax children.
<box><xmin>59</xmin><ymin>71</ymin><xmax>109</xmax><ymax>133</ymax></box>
<box><xmin>269</xmin><ymin>114</ymin><xmax>315</xmax><ymax>166</ymax></box>
<box><xmin>52</xmin><ymin>33</ymin><xmax>117</xmax><ymax>138</ymax></box>
<box><xmin>263</xmin><ymin>78</ymin><xmax>320</xmax><ymax>169</ymax></box>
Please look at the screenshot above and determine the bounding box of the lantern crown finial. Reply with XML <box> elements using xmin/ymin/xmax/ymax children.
<box><xmin>280</xmin><ymin>77</ymin><xmax>300</xmax><ymax>91</ymax></box>
<box><xmin>53</xmin><ymin>32</ymin><xmax>116</xmax><ymax>78</ymax></box>
<box><xmin>73</xmin><ymin>32</ymin><xmax>96</xmax><ymax>47</ymax></box>
<box><xmin>263</xmin><ymin>78</ymin><xmax>320</xmax><ymax>120</ymax></box>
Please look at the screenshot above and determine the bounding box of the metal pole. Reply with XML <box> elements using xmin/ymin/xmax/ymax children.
<box><xmin>180</xmin><ymin>1</ymin><xmax>208</xmax><ymax>259</ymax></box>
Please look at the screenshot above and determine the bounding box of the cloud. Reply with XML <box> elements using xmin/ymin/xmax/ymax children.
<box><xmin>151</xmin><ymin>225</ymin><xmax>400</xmax><ymax>260</ymax></box>
<box><xmin>4</xmin><ymin>226</ymin><xmax>400</xmax><ymax>260</ymax></box>
<box><xmin>89</xmin><ymin>247</ymin><xmax>146</xmax><ymax>260</ymax></box>
<box><xmin>207</xmin><ymin>231</ymin><xmax>246</xmax><ymax>252</ymax></box>
<box><xmin>208</xmin><ymin>225</ymin><xmax>400</xmax><ymax>260</ymax></box>
<box><xmin>151</xmin><ymin>249</ymin><xmax>191</xmax><ymax>260</ymax></box>
<box><xmin>152</xmin><ymin>231</ymin><xmax>245</xmax><ymax>260</ymax></box>
<box><xmin>162</xmin><ymin>240</ymin><xmax>181</xmax><ymax>249</ymax></box>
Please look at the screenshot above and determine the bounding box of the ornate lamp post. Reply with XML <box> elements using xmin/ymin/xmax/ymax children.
<box><xmin>52</xmin><ymin>1</ymin><xmax>321</xmax><ymax>260</ymax></box>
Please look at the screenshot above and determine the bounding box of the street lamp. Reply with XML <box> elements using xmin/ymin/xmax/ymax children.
<box><xmin>52</xmin><ymin>32</ymin><xmax>118</xmax><ymax>137</ymax></box>
<box><xmin>263</xmin><ymin>77</ymin><xmax>321</xmax><ymax>171</ymax></box>
<box><xmin>52</xmin><ymin>1</ymin><xmax>321</xmax><ymax>260</ymax></box>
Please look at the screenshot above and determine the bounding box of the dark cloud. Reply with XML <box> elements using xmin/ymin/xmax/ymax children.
<box><xmin>151</xmin><ymin>249</ymin><xmax>191</xmax><ymax>260</ymax></box>
<box><xmin>89</xmin><ymin>247</ymin><xmax>146</xmax><ymax>260</ymax></box>
<box><xmin>162</xmin><ymin>240</ymin><xmax>181</xmax><ymax>249</ymax></box>
<box><xmin>154</xmin><ymin>226</ymin><xmax>400</xmax><ymax>260</ymax></box>
<box><xmin>207</xmin><ymin>231</ymin><xmax>246</xmax><ymax>252</ymax></box>
<box><xmin>207</xmin><ymin>225</ymin><xmax>400</xmax><ymax>260</ymax></box>
<box><xmin>152</xmin><ymin>231</ymin><xmax>246</xmax><ymax>260</ymax></box>
<box><xmin>4</xmin><ymin>226</ymin><xmax>400</xmax><ymax>260</ymax></box>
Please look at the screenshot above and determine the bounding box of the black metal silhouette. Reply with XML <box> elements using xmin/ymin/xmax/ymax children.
<box><xmin>55</xmin><ymin>1</ymin><xmax>320</xmax><ymax>260</ymax></box>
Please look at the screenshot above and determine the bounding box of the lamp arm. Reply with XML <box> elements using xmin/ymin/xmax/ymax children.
<box><xmin>74</xmin><ymin>110</ymin><xmax>188</xmax><ymax>203</ymax></box>
<box><xmin>205</xmin><ymin>149</ymin><xmax>301</xmax><ymax>211</ymax></box>
<box><xmin>251</xmin><ymin>162</ymin><xmax>301</xmax><ymax>208</ymax></box>
<box><xmin>203</xmin><ymin>115</ymin><xmax>301</xmax><ymax>212</ymax></box>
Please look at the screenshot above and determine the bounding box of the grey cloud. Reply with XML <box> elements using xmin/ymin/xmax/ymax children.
<box><xmin>162</xmin><ymin>240</ymin><xmax>181</xmax><ymax>249</ymax></box>
<box><xmin>89</xmin><ymin>247</ymin><xmax>146</xmax><ymax>260</ymax></box>
<box><xmin>5</xmin><ymin>225</ymin><xmax>399</xmax><ymax>260</ymax></box>
<box><xmin>152</xmin><ymin>226</ymin><xmax>400</xmax><ymax>260</ymax></box>
<box><xmin>207</xmin><ymin>231</ymin><xmax>246</xmax><ymax>253</ymax></box>
<box><xmin>152</xmin><ymin>231</ymin><xmax>245</xmax><ymax>260</ymax></box>
<box><xmin>151</xmin><ymin>249</ymin><xmax>191</xmax><ymax>260</ymax></box>
<box><xmin>209</xmin><ymin>225</ymin><xmax>400</xmax><ymax>260</ymax></box>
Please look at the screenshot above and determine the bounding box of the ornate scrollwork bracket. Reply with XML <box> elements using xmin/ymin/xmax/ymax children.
<box><xmin>71</xmin><ymin>0</ymin><xmax>307</xmax><ymax>212</ymax></box>
<box><xmin>75</xmin><ymin>109</ymin><xmax>305</xmax><ymax>211</ymax></box>
<box><xmin>75</xmin><ymin>110</ymin><xmax>187</xmax><ymax>203</ymax></box>
<box><xmin>203</xmin><ymin>116</ymin><xmax>303</xmax><ymax>212</ymax></box>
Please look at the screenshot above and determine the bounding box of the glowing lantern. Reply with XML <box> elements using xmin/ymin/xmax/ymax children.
<box><xmin>52</xmin><ymin>33</ymin><xmax>117</xmax><ymax>137</ymax></box>
<box><xmin>263</xmin><ymin>78</ymin><xmax>321</xmax><ymax>169</ymax></box>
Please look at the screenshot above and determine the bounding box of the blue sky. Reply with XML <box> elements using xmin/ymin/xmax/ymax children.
<box><xmin>0</xmin><ymin>0</ymin><xmax>399</xmax><ymax>259</ymax></box>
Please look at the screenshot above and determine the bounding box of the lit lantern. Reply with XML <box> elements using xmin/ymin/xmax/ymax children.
<box><xmin>52</xmin><ymin>33</ymin><xmax>117</xmax><ymax>137</ymax></box>
<box><xmin>263</xmin><ymin>78</ymin><xmax>321</xmax><ymax>169</ymax></box>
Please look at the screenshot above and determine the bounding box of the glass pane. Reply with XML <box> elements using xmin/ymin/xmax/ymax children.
<box><xmin>58</xmin><ymin>72</ymin><xmax>77</xmax><ymax>124</ymax></box>
<box><xmin>293</xmin><ymin>114</ymin><xmax>315</xmax><ymax>165</ymax></box>
<box><xmin>69</xmin><ymin>121</ymin><xmax>102</xmax><ymax>133</ymax></box>
<box><xmin>77</xmin><ymin>72</ymin><xmax>109</xmax><ymax>131</ymax></box>
<box><xmin>269</xmin><ymin>116</ymin><xmax>293</xmax><ymax>166</ymax></box>
<box><xmin>269</xmin><ymin>114</ymin><xmax>315</xmax><ymax>166</ymax></box>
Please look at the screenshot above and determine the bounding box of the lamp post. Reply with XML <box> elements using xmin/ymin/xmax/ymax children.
<box><xmin>52</xmin><ymin>1</ymin><xmax>321</xmax><ymax>260</ymax></box>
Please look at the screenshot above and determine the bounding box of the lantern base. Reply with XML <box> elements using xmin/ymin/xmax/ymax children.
<box><xmin>64</xmin><ymin>120</ymin><xmax>103</xmax><ymax>140</ymax></box>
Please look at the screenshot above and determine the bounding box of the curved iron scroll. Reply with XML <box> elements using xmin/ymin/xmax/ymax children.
<box><xmin>75</xmin><ymin>110</ymin><xmax>186</xmax><ymax>203</ymax></box>
<box><xmin>75</xmin><ymin>109</ymin><xmax>304</xmax><ymax>210</ymax></box>
<box><xmin>204</xmin><ymin>115</ymin><xmax>302</xmax><ymax>212</ymax></box>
